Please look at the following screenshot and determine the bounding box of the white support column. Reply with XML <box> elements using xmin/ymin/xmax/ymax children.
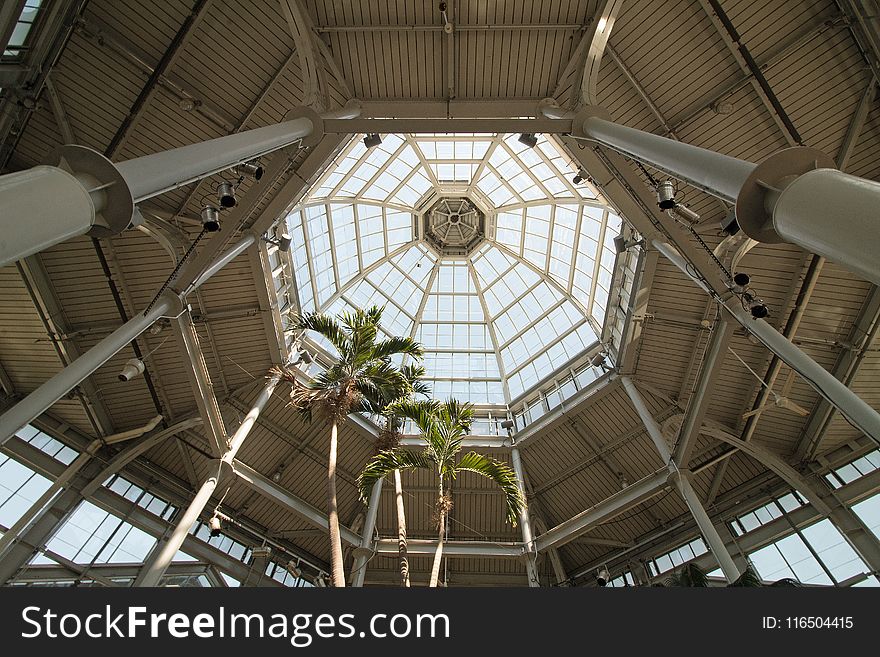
<box><xmin>134</xmin><ymin>373</ymin><xmax>280</xmax><ymax>587</ymax></box>
<box><xmin>0</xmin><ymin>233</ymin><xmax>255</xmax><ymax>448</ymax></box>
<box><xmin>350</xmin><ymin>478</ymin><xmax>383</xmax><ymax>588</ymax></box>
<box><xmin>555</xmin><ymin>103</ymin><xmax>880</xmax><ymax>287</ymax></box>
<box><xmin>652</xmin><ymin>239</ymin><xmax>880</xmax><ymax>446</ymax></box>
<box><xmin>0</xmin><ymin>103</ymin><xmax>358</xmax><ymax>267</ymax></box>
<box><xmin>511</xmin><ymin>446</ymin><xmax>540</xmax><ymax>587</ymax></box>
<box><xmin>620</xmin><ymin>376</ymin><xmax>741</xmax><ymax>582</ymax></box>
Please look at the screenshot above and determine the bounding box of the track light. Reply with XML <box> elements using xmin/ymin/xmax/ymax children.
<box><xmin>209</xmin><ymin>514</ymin><xmax>222</xmax><ymax>537</ymax></box>
<box><xmin>517</xmin><ymin>133</ymin><xmax>538</xmax><ymax>148</ymax></box>
<box><xmin>118</xmin><ymin>358</ymin><xmax>145</xmax><ymax>381</ymax></box>
<box><xmin>217</xmin><ymin>181</ymin><xmax>236</xmax><ymax>208</ymax></box>
<box><xmin>657</xmin><ymin>180</ymin><xmax>676</xmax><ymax>209</ymax></box>
<box><xmin>732</xmin><ymin>272</ymin><xmax>750</xmax><ymax>293</ymax></box>
<box><xmin>749</xmin><ymin>300</ymin><xmax>769</xmax><ymax>319</ymax></box>
<box><xmin>363</xmin><ymin>133</ymin><xmax>382</xmax><ymax>148</ymax></box>
<box><xmin>596</xmin><ymin>566</ymin><xmax>611</xmax><ymax>587</ymax></box>
<box><xmin>261</xmin><ymin>233</ymin><xmax>292</xmax><ymax>252</ymax></box>
<box><xmin>500</xmin><ymin>419</ymin><xmax>515</xmax><ymax>431</ymax></box>
<box><xmin>200</xmin><ymin>205</ymin><xmax>221</xmax><ymax>232</ymax></box>
<box><xmin>590</xmin><ymin>352</ymin><xmax>607</xmax><ymax>368</ymax></box>
<box><xmin>613</xmin><ymin>235</ymin><xmax>627</xmax><ymax>254</ymax></box>
<box><xmin>234</xmin><ymin>160</ymin><xmax>263</xmax><ymax>181</ymax></box>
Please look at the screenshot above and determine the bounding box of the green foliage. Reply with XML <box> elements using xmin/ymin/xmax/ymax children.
<box><xmin>357</xmin><ymin>398</ymin><xmax>524</xmax><ymax>527</ymax></box>
<box><xmin>278</xmin><ymin>305</ymin><xmax>424</xmax><ymax>423</ymax></box>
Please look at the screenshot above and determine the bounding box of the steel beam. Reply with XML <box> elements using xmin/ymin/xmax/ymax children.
<box><xmin>673</xmin><ymin>320</ymin><xmax>735</xmax><ymax>466</ymax></box>
<box><xmin>374</xmin><ymin>539</ymin><xmax>524</xmax><ymax>558</ymax></box>
<box><xmin>535</xmin><ymin>468</ymin><xmax>669</xmax><ymax>552</ymax></box>
<box><xmin>323</xmin><ymin>117</ymin><xmax>572</xmax><ymax>134</ymax></box>
<box><xmin>350</xmin><ymin>478</ymin><xmax>382</xmax><ymax>587</ymax></box>
<box><xmin>232</xmin><ymin>459</ymin><xmax>362</xmax><ymax>547</ymax></box>
<box><xmin>511</xmin><ymin>447</ymin><xmax>540</xmax><ymax>586</ymax></box>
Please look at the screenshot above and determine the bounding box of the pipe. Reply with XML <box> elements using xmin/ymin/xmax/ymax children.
<box><xmin>652</xmin><ymin>240</ymin><xmax>880</xmax><ymax>445</ymax></box>
<box><xmin>351</xmin><ymin>478</ymin><xmax>383</xmax><ymax>587</ymax></box>
<box><xmin>0</xmin><ymin>234</ymin><xmax>256</xmax><ymax>447</ymax></box>
<box><xmin>511</xmin><ymin>447</ymin><xmax>540</xmax><ymax>586</ymax></box>
<box><xmin>135</xmin><ymin>373</ymin><xmax>280</xmax><ymax>586</ymax></box>
<box><xmin>102</xmin><ymin>414</ymin><xmax>163</xmax><ymax>445</ymax></box>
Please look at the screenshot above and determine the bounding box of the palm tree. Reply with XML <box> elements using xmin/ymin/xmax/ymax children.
<box><xmin>369</xmin><ymin>364</ymin><xmax>430</xmax><ymax>587</ymax></box>
<box><xmin>663</xmin><ymin>562</ymin><xmax>801</xmax><ymax>587</ymax></box>
<box><xmin>358</xmin><ymin>398</ymin><xmax>524</xmax><ymax>587</ymax></box>
<box><xmin>276</xmin><ymin>306</ymin><xmax>422</xmax><ymax>587</ymax></box>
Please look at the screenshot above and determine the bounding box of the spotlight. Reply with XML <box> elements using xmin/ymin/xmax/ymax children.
<box><xmin>234</xmin><ymin>161</ymin><xmax>264</xmax><ymax>181</ymax></box>
<box><xmin>209</xmin><ymin>514</ymin><xmax>222</xmax><ymax>537</ymax></box>
<box><xmin>500</xmin><ymin>419</ymin><xmax>515</xmax><ymax>431</ymax></box>
<box><xmin>517</xmin><ymin>133</ymin><xmax>538</xmax><ymax>149</ymax></box>
<box><xmin>363</xmin><ymin>133</ymin><xmax>382</xmax><ymax>148</ymax></box>
<box><xmin>217</xmin><ymin>181</ymin><xmax>236</xmax><ymax>208</ymax></box>
<box><xmin>262</xmin><ymin>233</ymin><xmax>292</xmax><ymax>252</ymax></box>
<box><xmin>732</xmin><ymin>272</ymin><xmax>750</xmax><ymax>293</ymax></box>
<box><xmin>749</xmin><ymin>301</ymin><xmax>769</xmax><ymax>319</ymax></box>
<box><xmin>657</xmin><ymin>180</ymin><xmax>676</xmax><ymax>209</ymax></box>
<box><xmin>613</xmin><ymin>235</ymin><xmax>627</xmax><ymax>254</ymax></box>
<box><xmin>573</xmin><ymin>174</ymin><xmax>583</xmax><ymax>185</ymax></box>
<box><xmin>286</xmin><ymin>560</ymin><xmax>302</xmax><ymax>579</ymax></box>
<box><xmin>149</xmin><ymin>322</ymin><xmax>164</xmax><ymax>335</ymax></box>
<box><xmin>200</xmin><ymin>205</ymin><xmax>221</xmax><ymax>232</ymax></box>
<box><xmin>590</xmin><ymin>352</ymin><xmax>607</xmax><ymax>368</ymax></box>
<box><xmin>297</xmin><ymin>350</ymin><xmax>313</xmax><ymax>365</ymax></box>
<box><xmin>720</xmin><ymin>210</ymin><xmax>740</xmax><ymax>236</ymax></box>
<box><xmin>118</xmin><ymin>358</ymin><xmax>145</xmax><ymax>381</ymax></box>
<box><xmin>596</xmin><ymin>566</ymin><xmax>611</xmax><ymax>587</ymax></box>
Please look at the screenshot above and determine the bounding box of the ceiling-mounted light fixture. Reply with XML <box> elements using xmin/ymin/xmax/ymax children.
<box><xmin>209</xmin><ymin>514</ymin><xmax>222</xmax><ymax>537</ymax></box>
<box><xmin>613</xmin><ymin>235</ymin><xmax>627</xmax><ymax>254</ymax></box>
<box><xmin>517</xmin><ymin>133</ymin><xmax>538</xmax><ymax>149</ymax></box>
<box><xmin>657</xmin><ymin>180</ymin><xmax>676</xmax><ymax>209</ymax></box>
<box><xmin>217</xmin><ymin>181</ymin><xmax>236</xmax><ymax>208</ymax></box>
<box><xmin>596</xmin><ymin>566</ymin><xmax>611</xmax><ymax>587</ymax></box>
<box><xmin>262</xmin><ymin>233</ymin><xmax>292</xmax><ymax>252</ymax></box>
<box><xmin>234</xmin><ymin>160</ymin><xmax>264</xmax><ymax>181</ymax></box>
<box><xmin>118</xmin><ymin>357</ymin><xmax>145</xmax><ymax>382</ymax></box>
<box><xmin>200</xmin><ymin>205</ymin><xmax>221</xmax><ymax>232</ymax></box>
<box><xmin>363</xmin><ymin>133</ymin><xmax>382</xmax><ymax>148</ymax></box>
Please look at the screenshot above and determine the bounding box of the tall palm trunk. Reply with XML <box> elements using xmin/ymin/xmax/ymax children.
<box><xmin>328</xmin><ymin>420</ymin><xmax>345</xmax><ymax>587</ymax></box>
<box><xmin>393</xmin><ymin>468</ymin><xmax>410</xmax><ymax>587</ymax></box>
<box><xmin>429</xmin><ymin>478</ymin><xmax>445</xmax><ymax>588</ymax></box>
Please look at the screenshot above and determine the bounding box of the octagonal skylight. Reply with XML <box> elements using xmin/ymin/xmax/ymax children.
<box><xmin>284</xmin><ymin>133</ymin><xmax>624</xmax><ymax>405</ymax></box>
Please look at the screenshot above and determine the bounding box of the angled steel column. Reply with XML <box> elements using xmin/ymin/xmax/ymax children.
<box><xmin>350</xmin><ymin>478</ymin><xmax>383</xmax><ymax>587</ymax></box>
<box><xmin>511</xmin><ymin>446</ymin><xmax>540</xmax><ymax>586</ymax></box>
<box><xmin>0</xmin><ymin>233</ymin><xmax>255</xmax><ymax>448</ymax></box>
<box><xmin>653</xmin><ymin>239</ymin><xmax>880</xmax><ymax>446</ymax></box>
<box><xmin>134</xmin><ymin>372</ymin><xmax>280</xmax><ymax>587</ymax></box>
<box><xmin>552</xmin><ymin>102</ymin><xmax>880</xmax><ymax>286</ymax></box>
<box><xmin>0</xmin><ymin>103</ymin><xmax>359</xmax><ymax>266</ymax></box>
<box><xmin>620</xmin><ymin>376</ymin><xmax>740</xmax><ymax>582</ymax></box>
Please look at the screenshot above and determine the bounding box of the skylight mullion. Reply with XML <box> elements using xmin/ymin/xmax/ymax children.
<box><xmin>352</xmin><ymin>203</ymin><xmax>364</xmax><ymax>272</ymax></box>
<box><xmin>498</xmin><ymin>297</ymin><xmax>568</xmax><ymax>351</ymax></box>
<box><xmin>490</xmin><ymin>277</ymin><xmax>544</xmax><ymax>321</ymax></box>
<box><xmin>385</xmin><ymin>160</ymin><xmax>424</xmax><ymax>205</ymax></box>
<box><xmin>498</xmin><ymin>140</ymin><xmax>555</xmax><ymax>200</ymax></box>
<box><xmin>357</xmin><ymin>139</ymin><xmax>410</xmax><ymax>196</ymax></box>
<box><xmin>588</xmin><ymin>209</ymin><xmax>610</xmax><ymax>317</ymax></box>
<box><xmin>484</xmin><ymin>162</ymin><xmax>525</xmax><ymax>205</ymax></box>
<box><xmin>545</xmin><ymin>204</ymin><xmax>556</xmax><ymax>275</ymax></box>
<box><xmin>533</xmin><ymin>136</ymin><xmax>581</xmax><ymax>197</ymax></box>
<box><xmin>326</xmin><ymin>137</ymin><xmax>374</xmax><ymax>198</ymax></box>
<box><xmin>324</xmin><ymin>203</ymin><xmax>341</xmax><ymax>293</ymax></box>
<box><xmin>568</xmin><ymin>204</ymin><xmax>584</xmax><ymax>294</ymax></box>
<box><xmin>505</xmin><ymin>319</ymin><xmax>590</xmax><ymax>380</ymax></box>
<box><xmin>310</xmin><ymin>136</ymin><xmax>360</xmax><ymax>196</ymax></box>
<box><xmin>382</xmin><ymin>207</ymin><xmax>389</xmax><ymax>256</ymax></box>
<box><xmin>467</xmin><ymin>134</ymin><xmax>504</xmax><ymax>198</ymax></box>
<box><xmin>493</xmin><ymin>242</ymin><xmax>593</xmax><ymax>321</ymax></box>
<box><xmin>468</xmin><ymin>260</ymin><xmax>511</xmax><ymax>404</ymax></box>
<box><xmin>405</xmin><ymin>134</ymin><xmax>441</xmax><ymax>188</ymax></box>
<box><xmin>319</xmin><ymin>197</ymin><xmax>414</xmax><ymax>214</ymax></box>
<box><xmin>320</xmin><ymin>240</ymin><xmax>416</xmax><ymax>310</ymax></box>
<box><xmin>300</xmin><ymin>212</ymin><xmax>321</xmax><ymax>310</ymax></box>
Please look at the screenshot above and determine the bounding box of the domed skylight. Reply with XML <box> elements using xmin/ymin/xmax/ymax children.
<box><xmin>284</xmin><ymin>133</ymin><xmax>623</xmax><ymax>405</ymax></box>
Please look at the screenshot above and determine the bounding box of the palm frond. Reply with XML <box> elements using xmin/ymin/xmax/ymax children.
<box><xmin>665</xmin><ymin>562</ymin><xmax>709</xmax><ymax>587</ymax></box>
<box><xmin>357</xmin><ymin>448</ymin><xmax>435</xmax><ymax>504</ymax></box>
<box><xmin>728</xmin><ymin>565</ymin><xmax>763</xmax><ymax>587</ymax></box>
<box><xmin>455</xmin><ymin>452</ymin><xmax>524</xmax><ymax>525</ymax></box>
<box><xmin>372</xmin><ymin>336</ymin><xmax>424</xmax><ymax>361</ymax></box>
<box><xmin>291</xmin><ymin>312</ymin><xmax>348</xmax><ymax>354</ymax></box>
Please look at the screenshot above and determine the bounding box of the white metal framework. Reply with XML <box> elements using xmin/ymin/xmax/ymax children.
<box><xmin>284</xmin><ymin>132</ymin><xmax>625</xmax><ymax>404</ymax></box>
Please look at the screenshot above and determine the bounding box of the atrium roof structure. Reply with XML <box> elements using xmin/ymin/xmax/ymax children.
<box><xmin>0</xmin><ymin>0</ymin><xmax>879</xmax><ymax>592</ymax></box>
<box><xmin>286</xmin><ymin>133</ymin><xmax>623</xmax><ymax>403</ymax></box>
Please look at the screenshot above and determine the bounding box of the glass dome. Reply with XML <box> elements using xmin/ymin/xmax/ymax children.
<box><xmin>284</xmin><ymin>132</ymin><xmax>623</xmax><ymax>405</ymax></box>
